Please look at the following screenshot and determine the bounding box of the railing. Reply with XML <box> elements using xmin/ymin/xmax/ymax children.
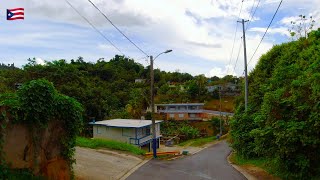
<box><xmin>129</xmin><ymin>135</ymin><xmax>152</xmax><ymax>146</ymax></box>
<box><xmin>158</xmin><ymin>110</ymin><xmax>203</xmax><ymax>113</ymax></box>
<box><xmin>188</xmin><ymin>117</ymin><xmax>202</xmax><ymax>120</ymax></box>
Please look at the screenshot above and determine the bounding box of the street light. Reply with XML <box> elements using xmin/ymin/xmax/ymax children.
<box><xmin>150</xmin><ymin>49</ymin><xmax>172</xmax><ymax>158</ymax></box>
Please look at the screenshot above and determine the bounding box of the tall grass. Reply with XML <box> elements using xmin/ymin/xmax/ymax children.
<box><xmin>76</xmin><ymin>137</ymin><xmax>145</xmax><ymax>155</ymax></box>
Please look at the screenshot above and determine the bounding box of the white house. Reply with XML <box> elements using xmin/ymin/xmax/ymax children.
<box><xmin>91</xmin><ymin>119</ymin><xmax>162</xmax><ymax>151</ymax></box>
<box><xmin>135</xmin><ymin>79</ymin><xmax>146</xmax><ymax>83</ymax></box>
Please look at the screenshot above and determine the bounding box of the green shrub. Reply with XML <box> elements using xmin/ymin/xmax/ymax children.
<box><xmin>76</xmin><ymin>137</ymin><xmax>145</xmax><ymax>155</ymax></box>
<box><xmin>230</xmin><ymin>29</ymin><xmax>320</xmax><ymax>179</ymax></box>
<box><xmin>178</xmin><ymin>125</ymin><xmax>200</xmax><ymax>140</ymax></box>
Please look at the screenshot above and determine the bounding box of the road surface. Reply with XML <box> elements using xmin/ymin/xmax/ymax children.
<box><xmin>127</xmin><ymin>141</ymin><xmax>245</xmax><ymax>180</ymax></box>
<box><xmin>74</xmin><ymin>147</ymin><xmax>143</xmax><ymax>180</ymax></box>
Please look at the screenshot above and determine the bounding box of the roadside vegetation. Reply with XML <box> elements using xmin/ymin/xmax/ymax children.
<box><xmin>0</xmin><ymin>56</ymin><xmax>238</xmax><ymax>136</ymax></box>
<box><xmin>76</xmin><ymin>137</ymin><xmax>145</xmax><ymax>155</ymax></box>
<box><xmin>230</xmin><ymin>29</ymin><xmax>320</xmax><ymax>179</ymax></box>
<box><xmin>178</xmin><ymin>136</ymin><xmax>216</xmax><ymax>147</ymax></box>
<box><xmin>1</xmin><ymin>169</ymin><xmax>44</xmax><ymax>180</ymax></box>
<box><xmin>229</xmin><ymin>153</ymin><xmax>268</xmax><ymax>170</ymax></box>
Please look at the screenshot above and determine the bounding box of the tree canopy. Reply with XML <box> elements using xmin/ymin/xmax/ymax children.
<box><xmin>230</xmin><ymin>29</ymin><xmax>320</xmax><ymax>179</ymax></box>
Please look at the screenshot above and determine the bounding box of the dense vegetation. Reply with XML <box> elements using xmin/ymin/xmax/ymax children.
<box><xmin>0</xmin><ymin>55</ymin><xmax>237</xmax><ymax>131</ymax></box>
<box><xmin>0</xmin><ymin>79</ymin><xmax>83</xmax><ymax>178</ymax></box>
<box><xmin>230</xmin><ymin>29</ymin><xmax>320</xmax><ymax>179</ymax></box>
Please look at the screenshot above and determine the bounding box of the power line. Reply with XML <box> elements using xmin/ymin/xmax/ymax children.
<box><xmin>65</xmin><ymin>0</ymin><xmax>124</xmax><ymax>55</ymax></box>
<box><xmin>246</xmin><ymin>0</ymin><xmax>261</xmax><ymax>31</ymax></box>
<box><xmin>227</xmin><ymin>0</ymin><xmax>244</xmax><ymax>74</ymax></box>
<box><xmin>135</xmin><ymin>55</ymin><xmax>150</xmax><ymax>65</ymax></box>
<box><xmin>233</xmin><ymin>37</ymin><xmax>243</xmax><ymax>74</ymax></box>
<box><xmin>248</xmin><ymin>0</ymin><xmax>283</xmax><ymax>65</ymax></box>
<box><xmin>87</xmin><ymin>0</ymin><xmax>149</xmax><ymax>57</ymax></box>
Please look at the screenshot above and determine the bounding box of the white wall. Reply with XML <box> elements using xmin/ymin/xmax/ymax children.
<box><xmin>93</xmin><ymin>125</ymin><xmax>135</xmax><ymax>143</ymax></box>
<box><xmin>92</xmin><ymin>123</ymin><xmax>162</xmax><ymax>145</ymax></box>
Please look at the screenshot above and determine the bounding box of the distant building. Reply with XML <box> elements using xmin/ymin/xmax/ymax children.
<box><xmin>206</xmin><ymin>85</ymin><xmax>221</xmax><ymax>92</ymax></box>
<box><xmin>135</xmin><ymin>79</ymin><xmax>146</xmax><ymax>83</ymax></box>
<box><xmin>156</xmin><ymin>103</ymin><xmax>205</xmax><ymax>120</ymax></box>
<box><xmin>91</xmin><ymin>119</ymin><xmax>162</xmax><ymax>151</ymax></box>
<box><xmin>206</xmin><ymin>83</ymin><xmax>240</xmax><ymax>96</ymax></box>
<box><xmin>155</xmin><ymin>103</ymin><xmax>234</xmax><ymax>121</ymax></box>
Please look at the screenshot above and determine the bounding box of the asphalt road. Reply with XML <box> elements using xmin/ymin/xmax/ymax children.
<box><xmin>127</xmin><ymin>141</ymin><xmax>246</xmax><ymax>180</ymax></box>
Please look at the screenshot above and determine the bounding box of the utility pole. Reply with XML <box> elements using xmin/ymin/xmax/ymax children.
<box><xmin>219</xmin><ymin>87</ymin><xmax>222</xmax><ymax>136</ymax></box>
<box><xmin>238</xmin><ymin>19</ymin><xmax>249</xmax><ymax>111</ymax></box>
<box><xmin>149</xmin><ymin>50</ymin><xmax>172</xmax><ymax>159</ymax></box>
<box><xmin>150</xmin><ymin>55</ymin><xmax>157</xmax><ymax>158</ymax></box>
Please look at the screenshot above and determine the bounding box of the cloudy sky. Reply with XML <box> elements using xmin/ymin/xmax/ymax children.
<box><xmin>1</xmin><ymin>0</ymin><xmax>319</xmax><ymax>77</ymax></box>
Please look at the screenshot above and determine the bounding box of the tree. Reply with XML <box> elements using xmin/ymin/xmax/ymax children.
<box><xmin>230</xmin><ymin>29</ymin><xmax>320</xmax><ymax>179</ymax></box>
<box><xmin>289</xmin><ymin>14</ymin><xmax>316</xmax><ymax>40</ymax></box>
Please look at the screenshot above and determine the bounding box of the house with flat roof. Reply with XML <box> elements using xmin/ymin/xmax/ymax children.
<box><xmin>155</xmin><ymin>103</ymin><xmax>234</xmax><ymax>121</ymax></box>
<box><xmin>91</xmin><ymin>119</ymin><xmax>162</xmax><ymax>151</ymax></box>
<box><xmin>155</xmin><ymin>103</ymin><xmax>205</xmax><ymax>120</ymax></box>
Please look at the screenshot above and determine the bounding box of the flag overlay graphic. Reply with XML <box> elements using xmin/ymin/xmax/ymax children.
<box><xmin>7</xmin><ymin>8</ymin><xmax>24</xmax><ymax>20</ymax></box>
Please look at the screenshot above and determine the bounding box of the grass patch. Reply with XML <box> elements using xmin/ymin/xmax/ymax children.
<box><xmin>204</xmin><ymin>97</ymin><xmax>235</xmax><ymax>112</ymax></box>
<box><xmin>76</xmin><ymin>137</ymin><xmax>146</xmax><ymax>155</ymax></box>
<box><xmin>229</xmin><ymin>153</ymin><xmax>267</xmax><ymax>168</ymax></box>
<box><xmin>230</xmin><ymin>153</ymin><xmax>320</xmax><ymax>180</ymax></box>
<box><xmin>178</xmin><ymin>136</ymin><xmax>216</xmax><ymax>147</ymax></box>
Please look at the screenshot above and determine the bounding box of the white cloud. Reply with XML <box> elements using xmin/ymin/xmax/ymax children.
<box><xmin>206</xmin><ymin>65</ymin><xmax>236</xmax><ymax>78</ymax></box>
<box><xmin>1</xmin><ymin>0</ymin><xmax>320</xmax><ymax>76</ymax></box>
<box><xmin>249</xmin><ymin>27</ymin><xmax>290</xmax><ymax>36</ymax></box>
<box><xmin>35</xmin><ymin>58</ymin><xmax>45</xmax><ymax>65</ymax></box>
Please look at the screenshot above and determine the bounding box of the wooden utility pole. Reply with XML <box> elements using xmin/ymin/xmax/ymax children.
<box><xmin>238</xmin><ymin>19</ymin><xmax>249</xmax><ymax>111</ymax></box>
<box><xmin>219</xmin><ymin>87</ymin><xmax>222</xmax><ymax>135</ymax></box>
<box><xmin>150</xmin><ymin>55</ymin><xmax>157</xmax><ymax>158</ymax></box>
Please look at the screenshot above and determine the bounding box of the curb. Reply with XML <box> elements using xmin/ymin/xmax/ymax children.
<box><xmin>227</xmin><ymin>152</ymin><xmax>257</xmax><ymax>180</ymax></box>
<box><xmin>191</xmin><ymin>138</ymin><xmax>226</xmax><ymax>155</ymax></box>
<box><xmin>119</xmin><ymin>158</ymin><xmax>152</xmax><ymax>180</ymax></box>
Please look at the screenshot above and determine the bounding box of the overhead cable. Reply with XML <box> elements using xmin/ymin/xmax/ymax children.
<box><xmin>87</xmin><ymin>0</ymin><xmax>149</xmax><ymax>57</ymax></box>
<box><xmin>246</xmin><ymin>0</ymin><xmax>261</xmax><ymax>31</ymax></box>
<box><xmin>248</xmin><ymin>0</ymin><xmax>283</xmax><ymax>65</ymax></box>
<box><xmin>233</xmin><ymin>37</ymin><xmax>243</xmax><ymax>74</ymax></box>
<box><xmin>65</xmin><ymin>0</ymin><xmax>124</xmax><ymax>55</ymax></box>
<box><xmin>227</xmin><ymin>0</ymin><xmax>244</xmax><ymax>75</ymax></box>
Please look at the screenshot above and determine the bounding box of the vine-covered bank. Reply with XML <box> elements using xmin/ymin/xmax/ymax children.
<box><xmin>0</xmin><ymin>79</ymin><xmax>83</xmax><ymax>179</ymax></box>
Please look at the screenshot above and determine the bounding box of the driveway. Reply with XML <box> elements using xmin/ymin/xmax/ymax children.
<box><xmin>127</xmin><ymin>141</ymin><xmax>245</xmax><ymax>180</ymax></box>
<box><xmin>74</xmin><ymin>147</ymin><xmax>143</xmax><ymax>180</ymax></box>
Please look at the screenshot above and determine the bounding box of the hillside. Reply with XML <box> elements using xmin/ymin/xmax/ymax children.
<box><xmin>230</xmin><ymin>29</ymin><xmax>320</xmax><ymax>179</ymax></box>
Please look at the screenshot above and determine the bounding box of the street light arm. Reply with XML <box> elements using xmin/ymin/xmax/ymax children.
<box><xmin>153</xmin><ymin>49</ymin><xmax>172</xmax><ymax>61</ymax></box>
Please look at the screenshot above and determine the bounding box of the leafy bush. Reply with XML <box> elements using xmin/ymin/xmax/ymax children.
<box><xmin>178</xmin><ymin>125</ymin><xmax>200</xmax><ymax>140</ymax></box>
<box><xmin>0</xmin><ymin>79</ymin><xmax>84</xmax><ymax>178</ymax></box>
<box><xmin>230</xmin><ymin>29</ymin><xmax>320</xmax><ymax>179</ymax></box>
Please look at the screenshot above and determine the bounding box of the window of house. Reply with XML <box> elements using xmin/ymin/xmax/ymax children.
<box><xmin>169</xmin><ymin>106</ymin><xmax>176</xmax><ymax>110</ymax></box>
<box><xmin>169</xmin><ymin>114</ymin><xmax>174</xmax><ymax>118</ymax></box>
<box><xmin>189</xmin><ymin>113</ymin><xmax>196</xmax><ymax>118</ymax></box>
<box><xmin>146</xmin><ymin>126</ymin><xmax>151</xmax><ymax>135</ymax></box>
<box><xmin>122</xmin><ymin>128</ymin><xmax>132</xmax><ymax>137</ymax></box>
<box><xmin>179</xmin><ymin>114</ymin><xmax>184</xmax><ymax>118</ymax></box>
<box><xmin>137</xmin><ymin>128</ymin><xmax>143</xmax><ymax>137</ymax></box>
<box><xmin>97</xmin><ymin>126</ymin><xmax>101</xmax><ymax>134</ymax></box>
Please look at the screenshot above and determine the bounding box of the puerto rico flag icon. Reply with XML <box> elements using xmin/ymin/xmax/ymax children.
<box><xmin>7</xmin><ymin>8</ymin><xmax>24</xmax><ymax>20</ymax></box>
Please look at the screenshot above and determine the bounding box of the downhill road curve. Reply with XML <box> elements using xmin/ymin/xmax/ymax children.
<box><xmin>127</xmin><ymin>140</ymin><xmax>246</xmax><ymax>180</ymax></box>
